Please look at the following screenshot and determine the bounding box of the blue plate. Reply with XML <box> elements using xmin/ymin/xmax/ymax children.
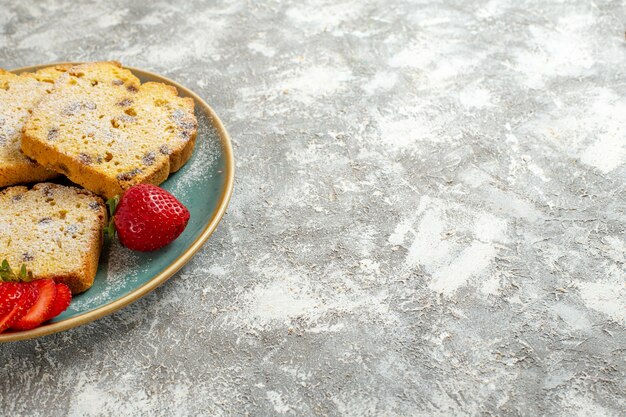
<box><xmin>0</xmin><ymin>64</ymin><xmax>234</xmax><ymax>343</ymax></box>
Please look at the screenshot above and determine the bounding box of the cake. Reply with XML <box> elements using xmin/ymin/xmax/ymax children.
<box><xmin>0</xmin><ymin>183</ymin><xmax>106</xmax><ymax>294</ymax></box>
<box><xmin>21</xmin><ymin>61</ymin><xmax>197</xmax><ymax>199</ymax></box>
<box><xmin>0</xmin><ymin>65</ymin><xmax>70</xmax><ymax>187</ymax></box>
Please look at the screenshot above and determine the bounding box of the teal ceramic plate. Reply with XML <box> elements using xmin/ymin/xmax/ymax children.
<box><xmin>0</xmin><ymin>63</ymin><xmax>234</xmax><ymax>343</ymax></box>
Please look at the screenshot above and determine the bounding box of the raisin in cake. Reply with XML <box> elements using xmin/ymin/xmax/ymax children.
<box><xmin>22</xmin><ymin>61</ymin><xmax>198</xmax><ymax>199</ymax></box>
<box><xmin>0</xmin><ymin>65</ymin><xmax>70</xmax><ymax>187</ymax></box>
<box><xmin>0</xmin><ymin>183</ymin><xmax>106</xmax><ymax>294</ymax></box>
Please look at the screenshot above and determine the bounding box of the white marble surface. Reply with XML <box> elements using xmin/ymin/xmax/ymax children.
<box><xmin>1</xmin><ymin>0</ymin><xmax>625</xmax><ymax>416</ymax></box>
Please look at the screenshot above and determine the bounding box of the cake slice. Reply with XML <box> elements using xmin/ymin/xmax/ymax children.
<box><xmin>22</xmin><ymin>61</ymin><xmax>198</xmax><ymax>199</ymax></box>
<box><xmin>0</xmin><ymin>65</ymin><xmax>70</xmax><ymax>187</ymax></box>
<box><xmin>0</xmin><ymin>183</ymin><xmax>106</xmax><ymax>294</ymax></box>
<box><xmin>20</xmin><ymin>64</ymin><xmax>72</xmax><ymax>84</ymax></box>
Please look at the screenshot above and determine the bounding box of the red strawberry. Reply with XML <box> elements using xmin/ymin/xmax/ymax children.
<box><xmin>110</xmin><ymin>184</ymin><xmax>190</xmax><ymax>252</ymax></box>
<box><xmin>0</xmin><ymin>283</ymin><xmax>38</xmax><ymax>333</ymax></box>
<box><xmin>0</xmin><ymin>283</ymin><xmax>17</xmax><ymax>316</ymax></box>
<box><xmin>45</xmin><ymin>283</ymin><xmax>72</xmax><ymax>321</ymax></box>
<box><xmin>11</xmin><ymin>280</ymin><xmax>57</xmax><ymax>331</ymax></box>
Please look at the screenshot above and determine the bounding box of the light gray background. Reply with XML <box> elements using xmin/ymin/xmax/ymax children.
<box><xmin>1</xmin><ymin>1</ymin><xmax>625</xmax><ymax>416</ymax></box>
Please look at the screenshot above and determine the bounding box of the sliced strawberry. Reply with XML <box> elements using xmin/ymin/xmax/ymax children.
<box><xmin>45</xmin><ymin>283</ymin><xmax>72</xmax><ymax>321</ymax></box>
<box><xmin>0</xmin><ymin>283</ymin><xmax>19</xmax><ymax>316</ymax></box>
<box><xmin>0</xmin><ymin>283</ymin><xmax>38</xmax><ymax>333</ymax></box>
<box><xmin>11</xmin><ymin>280</ymin><xmax>57</xmax><ymax>331</ymax></box>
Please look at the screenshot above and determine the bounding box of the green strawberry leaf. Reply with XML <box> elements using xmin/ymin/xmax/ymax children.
<box><xmin>0</xmin><ymin>259</ymin><xmax>33</xmax><ymax>282</ymax></box>
<box><xmin>104</xmin><ymin>195</ymin><xmax>120</xmax><ymax>238</ymax></box>
<box><xmin>106</xmin><ymin>195</ymin><xmax>120</xmax><ymax>216</ymax></box>
<box><xmin>104</xmin><ymin>221</ymin><xmax>116</xmax><ymax>237</ymax></box>
<box><xmin>0</xmin><ymin>260</ymin><xmax>12</xmax><ymax>281</ymax></box>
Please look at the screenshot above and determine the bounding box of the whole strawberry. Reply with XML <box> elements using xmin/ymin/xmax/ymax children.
<box><xmin>109</xmin><ymin>184</ymin><xmax>190</xmax><ymax>252</ymax></box>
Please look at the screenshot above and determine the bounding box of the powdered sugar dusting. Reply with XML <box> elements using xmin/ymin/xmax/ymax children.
<box><xmin>168</xmin><ymin>111</ymin><xmax>220</xmax><ymax>198</ymax></box>
<box><xmin>68</xmin><ymin>240</ymin><xmax>147</xmax><ymax>311</ymax></box>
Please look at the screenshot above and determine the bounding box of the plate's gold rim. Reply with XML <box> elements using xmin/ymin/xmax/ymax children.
<box><xmin>0</xmin><ymin>62</ymin><xmax>235</xmax><ymax>343</ymax></box>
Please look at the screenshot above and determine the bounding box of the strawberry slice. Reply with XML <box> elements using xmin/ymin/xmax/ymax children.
<box><xmin>0</xmin><ymin>283</ymin><xmax>38</xmax><ymax>333</ymax></box>
<box><xmin>0</xmin><ymin>283</ymin><xmax>17</xmax><ymax>316</ymax></box>
<box><xmin>11</xmin><ymin>280</ymin><xmax>57</xmax><ymax>331</ymax></box>
<box><xmin>45</xmin><ymin>283</ymin><xmax>72</xmax><ymax>321</ymax></box>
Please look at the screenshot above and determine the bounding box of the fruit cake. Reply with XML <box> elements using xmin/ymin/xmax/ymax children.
<box><xmin>20</xmin><ymin>64</ymin><xmax>72</xmax><ymax>84</ymax></box>
<box><xmin>0</xmin><ymin>183</ymin><xmax>106</xmax><ymax>294</ymax></box>
<box><xmin>0</xmin><ymin>65</ymin><xmax>70</xmax><ymax>187</ymax></box>
<box><xmin>22</xmin><ymin>61</ymin><xmax>198</xmax><ymax>199</ymax></box>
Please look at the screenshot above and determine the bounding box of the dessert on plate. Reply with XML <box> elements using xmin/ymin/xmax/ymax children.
<box><xmin>22</xmin><ymin>61</ymin><xmax>198</xmax><ymax>199</ymax></box>
<box><xmin>0</xmin><ymin>61</ymin><xmax>195</xmax><ymax>334</ymax></box>
<box><xmin>0</xmin><ymin>65</ymin><xmax>70</xmax><ymax>187</ymax></box>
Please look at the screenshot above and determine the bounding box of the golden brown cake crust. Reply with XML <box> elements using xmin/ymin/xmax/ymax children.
<box><xmin>21</xmin><ymin>62</ymin><xmax>197</xmax><ymax>198</ymax></box>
